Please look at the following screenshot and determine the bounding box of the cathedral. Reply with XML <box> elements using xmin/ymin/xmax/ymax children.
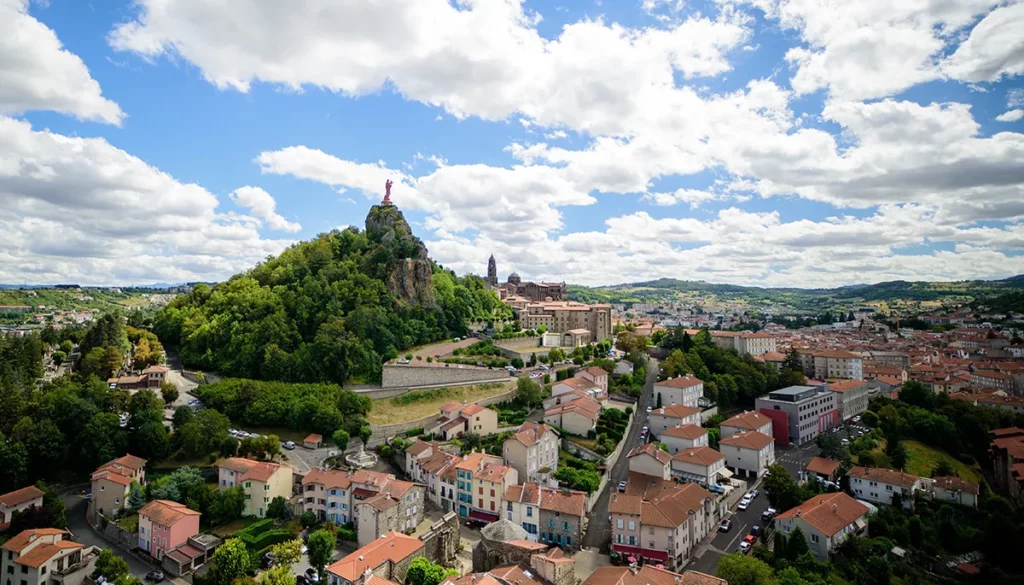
<box><xmin>486</xmin><ymin>256</ymin><xmax>566</xmax><ymax>302</ymax></box>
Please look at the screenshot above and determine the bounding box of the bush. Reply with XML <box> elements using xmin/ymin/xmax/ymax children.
<box><xmin>338</xmin><ymin>522</ymin><xmax>357</xmax><ymax>542</ymax></box>
<box><xmin>587</xmin><ymin>429</ymin><xmax>597</xmax><ymax>439</ymax></box>
<box><xmin>625</xmin><ymin>406</ymin><xmax>633</xmax><ymax>415</ymax></box>
<box><xmin>405</xmin><ymin>428</ymin><xmax>424</xmax><ymax>437</ymax></box>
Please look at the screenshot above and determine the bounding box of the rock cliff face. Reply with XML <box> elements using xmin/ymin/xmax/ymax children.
<box><xmin>365</xmin><ymin>204</ymin><xmax>435</xmax><ymax>306</ymax></box>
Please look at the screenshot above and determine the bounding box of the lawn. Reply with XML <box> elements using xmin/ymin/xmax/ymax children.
<box><xmin>211</xmin><ymin>517</ymin><xmax>260</xmax><ymax>537</ymax></box>
<box><xmin>867</xmin><ymin>439</ymin><xmax>981</xmax><ymax>484</ymax></box>
<box><xmin>116</xmin><ymin>514</ymin><xmax>139</xmax><ymax>532</ymax></box>
<box><xmin>367</xmin><ymin>381</ymin><xmax>514</xmax><ymax>425</ymax></box>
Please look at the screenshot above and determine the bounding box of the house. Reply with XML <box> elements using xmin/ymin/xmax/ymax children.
<box><xmin>550</xmin><ymin>377</ymin><xmax>600</xmax><ymax>399</ymax></box>
<box><xmin>502</xmin><ymin>484</ymin><xmax>587</xmax><ymax>549</ymax></box>
<box><xmin>990</xmin><ymin>427</ymin><xmax>1024</xmax><ymax>507</ymax></box>
<box><xmin>0</xmin><ymin>529</ymin><xmax>98</xmax><ymax>585</ymax></box>
<box><xmin>161</xmin><ymin>533</ymin><xmax>223</xmax><ymax>578</ymax></box>
<box><xmin>301</xmin><ymin>468</ymin><xmax>424</xmax><ymax>535</ymax></box>
<box><xmin>648</xmin><ymin>405</ymin><xmax>701</xmax><ymax>436</ymax></box>
<box><xmin>847</xmin><ymin>467</ymin><xmax>921</xmax><ymax>508</ymax></box>
<box><xmin>542</xmin><ymin>388</ymin><xmax>591</xmax><ymax>410</ymax></box>
<box><xmin>608</xmin><ymin>477</ymin><xmax>716</xmax><ymax>569</ymax></box>
<box><xmin>453</xmin><ymin>452</ymin><xmax>504</xmax><ymax>519</ymax></box>
<box><xmin>719</xmin><ymin>411</ymin><xmax>773</xmax><ymax>439</ymax></box>
<box><xmin>216</xmin><ymin>458</ymin><xmax>293</xmax><ymax>518</ymax></box>
<box><xmin>670</xmin><ymin>447</ymin><xmax>726</xmax><ymax>486</ymax></box>
<box><xmin>106</xmin><ymin>375</ymin><xmax>147</xmax><ymax>390</ymax></box>
<box><xmin>926</xmin><ymin>476</ymin><xmax>979</xmax><ymax>508</ymax></box>
<box><xmin>802</xmin><ymin>350</ymin><xmax>863</xmax><ymax>380</ymax></box>
<box><xmin>473</xmin><ymin>465</ymin><xmax>519</xmax><ymax>523</ymax></box>
<box><xmin>659</xmin><ymin>425</ymin><xmax>708</xmax><ymax>454</ymax></box>
<box><xmin>304</xmin><ymin>434</ymin><xmax>323</xmax><ymax>449</ymax></box>
<box><xmin>613</xmin><ymin>361</ymin><xmax>634</xmax><ymax>377</ymax></box>
<box><xmin>142</xmin><ymin>365</ymin><xmax>169</xmax><ymax>388</ymax></box>
<box><xmin>805</xmin><ymin>457</ymin><xmax>841</xmax><ymax>484</ymax></box>
<box><xmin>503</xmin><ymin>422</ymin><xmax>560</xmax><ymax>484</ymax></box>
<box><xmin>544</xmin><ymin>397</ymin><xmax>601</xmax><ymax>436</ymax></box>
<box><xmin>90</xmin><ymin>454</ymin><xmax>147</xmax><ymax>518</ymax></box>
<box><xmin>326</xmin><ymin>532</ymin><xmax>424</xmax><ymax>585</ymax></box>
<box><xmin>462</xmin><ymin>404</ymin><xmax>499</xmax><ymax>435</ymax></box>
<box><xmin>138</xmin><ymin>500</ymin><xmax>201</xmax><ymax>561</ymax></box>
<box><xmin>627</xmin><ymin>444</ymin><xmax>672</xmax><ymax>480</ymax></box>
<box><xmin>575</xmin><ymin>366</ymin><xmax>609</xmax><ymax>393</ymax></box>
<box><xmin>403</xmin><ymin>442</ymin><xmax>461</xmax><ymax>513</ymax></box>
<box><xmin>356</xmin><ymin>486</ymin><xmax>426</xmax><ymax>547</ymax></box>
<box><xmin>0</xmin><ymin>485</ymin><xmax>45</xmax><ymax>530</ymax></box>
<box><xmin>652</xmin><ymin>376</ymin><xmax>704</xmax><ymax>408</ymax></box>
<box><xmin>582</xmin><ymin>566</ymin><xmax>726</xmax><ymax>585</ymax></box>
<box><xmin>718</xmin><ymin>431</ymin><xmax>775</xmax><ymax>479</ymax></box>
<box><xmin>774</xmin><ymin>492</ymin><xmax>869</xmax><ymax>560</ymax></box>
<box><xmin>828</xmin><ymin>380</ymin><xmax>869</xmax><ymax>421</ymax></box>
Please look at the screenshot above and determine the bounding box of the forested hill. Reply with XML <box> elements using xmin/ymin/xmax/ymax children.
<box><xmin>154</xmin><ymin>204</ymin><xmax>507</xmax><ymax>384</ymax></box>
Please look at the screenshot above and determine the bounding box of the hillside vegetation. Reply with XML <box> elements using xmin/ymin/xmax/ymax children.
<box><xmin>155</xmin><ymin>205</ymin><xmax>506</xmax><ymax>384</ymax></box>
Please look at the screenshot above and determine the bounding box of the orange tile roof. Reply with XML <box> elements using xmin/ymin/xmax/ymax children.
<box><xmin>652</xmin><ymin>404</ymin><xmax>701</xmax><ymax>419</ymax></box>
<box><xmin>405</xmin><ymin>441</ymin><xmax>435</xmax><ymax>457</ymax></box>
<box><xmin>719</xmin><ymin>430</ymin><xmax>774</xmax><ymax>450</ymax></box>
<box><xmin>849</xmin><ymin>466</ymin><xmax>921</xmax><ymax>488</ymax></box>
<box><xmin>931</xmin><ymin>476</ymin><xmax>979</xmax><ymax>495</ymax></box>
<box><xmin>661</xmin><ymin>424</ymin><xmax>707</xmax><ymax>440</ymax></box>
<box><xmin>721</xmin><ymin>411</ymin><xmax>771</xmax><ymax>431</ymax></box>
<box><xmin>672</xmin><ymin>447</ymin><xmax>724</xmax><ymax>467</ymax></box>
<box><xmin>654</xmin><ymin>375</ymin><xmax>703</xmax><ymax>389</ymax></box>
<box><xmin>15</xmin><ymin>540</ymin><xmax>83</xmax><ymax>568</ymax></box>
<box><xmin>1</xmin><ymin>529</ymin><xmax>68</xmax><ymax>554</ymax></box>
<box><xmin>473</xmin><ymin>464</ymin><xmax>514</xmax><ymax>482</ymax></box>
<box><xmin>440</xmin><ymin>401</ymin><xmax>463</xmax><ymax>413</ymax></box>
<box><xmin>775</xmin><ymin>492</ymin><xmax>868</xmax><ymax>537</ymax></box>
<box><xmin>507</xmin><ymin>422</ymin><xmax>557</xmax><ymax>447</ymax></box>
<box><xmin>326</xmin><ymin>532</ymin><xmax>424</xmax><ymax>581</ymax></box>
<box><xmin>608</xmin><ymin>493</ymin><xmax>643</xmax><ymax>516</ymax></box>
<box><xmin>219</xmin><ymin>458</ymin><xmax>283</xmax><ymax>483</ymax></box>
<box><xmin>828</xmin><ymin>380</ymin><xmax>867</xmax><ymax>393</ymax></box>
<box><xmin>139</xmin><ymin>499</ymin><xmax>201</xmax><ymax>526</ymax></box>
<box><xmin>580</xmin><ymin>366</ymin><xmax>608</xmax><ymax>377</ymax></box>
<box><xmin>805</xmin><ymin>457</ymin><xmax>841</xmax><ymax>477</ymax></box>
<box><xmin>304</xmin><ymin>434</ymin><xmax>323</xmax><ymax>443</ymax></box>
<box><xmin>539</xmin><ymin>486</ymin><xmax>587</xmax><ymax>516</ymax></box>
<box><xmin>628</xmin><ymin>443</ymin><xmax>671</xmax><ymax>464</ymax></box>
<box><xmin>461</xmin><ymin>404</ymin><xmax>487</xmax><ymax>416</ymax></box>
<box><xmin>0</xmin><ymin>485</ymin><xmax>44</xmax><ymax>508</ymax></box>
<box><xmin>456</xmin><ymin>451</ymin><xmax>502</xmax><ymax>473</ymax></box>
<box><xmin>583</xmin><ymin>562</ymin><xmax>723</xmax><ymax>585</ymax></box>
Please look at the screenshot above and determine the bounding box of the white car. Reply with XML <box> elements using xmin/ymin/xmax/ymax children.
<box><xmin>646</xmin><ymin>406</ymin><xmax>652</xmax><ymax>413</ymax></box>
<box><xmin>737</xmin><ymin>497</ymin><xmax>751</xmax><ymax>511</ymax></box>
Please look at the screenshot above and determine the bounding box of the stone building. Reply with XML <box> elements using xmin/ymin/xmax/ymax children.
<box><xmin>327</xmin><ymin>532</ymin><xmax>425</xmax><ymax>585</ymax></box>
<box><xmin>473</xmin><ymin>520</ymin><xmax>547</xmax><ymax>572</ymax></box>
<box><xmin>487</xmin><ymin>255</ymin><xmax>498</xmax><ymax>287</ymax></box>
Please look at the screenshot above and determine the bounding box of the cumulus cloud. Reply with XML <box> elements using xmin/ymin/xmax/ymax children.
<box><xmin>0</xmin><ymin>0</ymin><xmax>123</xmax><ymax>124</ymax></box>
<box><xmin>0</xmin><ymin>116</ymin><xmax>293</xmax><ymax>285</ymax></box>
<box><xmin>943</xmin><ymin>2</ymin><xmax>1024</xmax><ymax>83</ymax></box>
<box><xmin>229</xmin><ymin>186</ymin><xmax>302</xmax><ymax>232</ymax></box>
<box><xmin>997</xmin><ymin>109</ymin><xmax>1024</xmax><ymax>122</ymax></box>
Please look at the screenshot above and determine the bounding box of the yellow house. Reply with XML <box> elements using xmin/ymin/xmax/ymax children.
<box><xmin>217</xmin><ymin>458</ymin><xmax>292</xmax><ymax>518</ymax></box>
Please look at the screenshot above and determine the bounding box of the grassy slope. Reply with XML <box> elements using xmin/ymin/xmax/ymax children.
<box><xmin>367</xmin><ymin>381</ymin><xmax>514</xmax><ymax>426</ymax></box>
<box><xmin>868</xmin><ymin>439</ymin><xmax>981</xmax><ymax>484</ymax></box>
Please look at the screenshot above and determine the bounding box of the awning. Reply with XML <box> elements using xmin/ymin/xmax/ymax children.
<box><xmin>639</xmin><ymin>549</ymin><xmax>670</xmax><ymax>563</ymax></box>
<box><xmin>612</xmin><ymin>544</ymin><xmax>642</xmax><ymax>556</ymax></box>
<box><xmin>469</xmin><ymin>510</ymin><xmax>499</xmax><ymax>522</ymax></box>
<box><xmin>717</xmin><ymin>467</ymin><xmax>734</xmax><ymax>479</ymax></box>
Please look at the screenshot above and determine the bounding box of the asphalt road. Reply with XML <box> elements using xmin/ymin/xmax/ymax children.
<box><xmin>62</xmin><ymin>492</ymin><xmax>154</xmax><ymax>578</ymax></box>
<box><xmin>582</xmin><ymin>358</ymin><xmax>659</xmax><ymax>550</ymax></box>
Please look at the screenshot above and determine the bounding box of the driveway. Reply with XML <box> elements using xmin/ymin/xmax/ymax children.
<box><xmin>581</xmin><ymin>358</ymin><xmax>659</xmax><ymax>550</ymax></box>
<box><xmin>62</xmin><ymin>493</ymin><xmax>154</xmax><ymax>578</ymax></box>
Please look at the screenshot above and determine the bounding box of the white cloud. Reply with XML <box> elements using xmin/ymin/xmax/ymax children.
<box><xmin>0</xmin><ymin>0</ymin><xmax>123</xmax><ymax>124</ymax></box>
<box><xmin>0</xmin><ymin>116</ymin><xmax>293</xmax><ymax>285</ymax></box>
<box><xmin>997</xmin><ymin>109</ymin><xmax>1024</xmax><ymax>122</ymax></box>
<box><xmin>644</xmin><ymin>188</ymin><xmax>720</xmax><ymax>207</ymax></box>
<box><xmin>229</xmin><ymin>186</ymin><xmax>302</xmax><ymax>232</ymax></box>
<box><xmin>943</xmin><ymin>2</ymin><xmax>1024</xmax><ymax>83</ymax></box>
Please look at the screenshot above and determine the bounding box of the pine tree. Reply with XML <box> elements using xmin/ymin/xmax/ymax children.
<box><xmin>127</xmin><ymin>482</ymin><xmax>146</xmax><ymax>511</ymax></box>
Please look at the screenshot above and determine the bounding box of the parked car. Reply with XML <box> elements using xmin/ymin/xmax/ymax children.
<box><xmin>747</xmin><ymin>489</ymin><xmax>759</xmax><ymax>499</ymax></box>
<box><xmin>296</xmin><ymin>576</ymin><xmax>312</xmax><ymax>585</ymax></box>
<box><xmin>719</xmin><ymin>518</ymin><xmax>733</xmax><ymax>532</ymax></box>
<box><xmin>761</xmin><ymin>507</ymin><xmax>777</xmax><ymax>521</ymax></box>
<box><xmin>738</xmin><ymin>541</ymin><xmax>751</xmax><ymax>553</ymax></box>
<box><xmin>744</xmin><ymin>534</ymin><xmax>758</xmax><ymax>547</ymax></box>
<box><xmin>306</xmin><ymin>569</ymin><xmax>320</xmax><ymax>583</ymax></box>
<box><xmin>750</xmin><ymin>525</ymin><xmax>761</xmax><ymax>537</ymax></box>
<box><xmin>738</xmin><ymin>497</ymin><xmax>751</xmax><ymax>511</ymax></box>
<box><xmin>646</xmin><ymin>406</ymin><xmax>652</xmax><ymax>413</ymax></box>
<box><xmin>145</xmin><ymin>571</ymin><xmax>165</xmax><ymax>582</ymax></box>
<box><xmin>284</xmin><ymin>441</ymin><xmax>296</xmax><ymax>450</ymax></box>
<box><xmin>261</xmin><ymin>552</ymin><xmax>276</xmax><ymax>569</ymax></box>
<box><xmin>618</xmin><ymin>481</ymin><xmax>627</xmax><ymax>492</ymax></box>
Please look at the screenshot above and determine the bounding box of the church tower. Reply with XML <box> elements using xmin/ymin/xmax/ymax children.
<box><xmin>487</xmin><ymin>255</ymin><xmax>498</xmax><ymax>287</ymax></box>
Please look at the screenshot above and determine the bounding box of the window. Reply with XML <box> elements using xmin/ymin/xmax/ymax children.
<box><xmin>649</xmin><ymin>528</ymin><xmax>655</xmax><ymax>535</ymax></box>
<box><xmin>478</xmin><ymin>487</ymin><xmax>483</xmax><ymax>495</ymax></box>
<box><xmin>628</xmin><ymin>520</ymin><xmax>635</xmax><ymax>531</ymax></box>
<box><xmin>617</xmin><ymin>519</ymin><xmax>623</xmax><ymax>529</ymax></box>
<box><xmin>507</xmin><ymin>502</ymin><xmax>513</xmax><ymax>511</ymax></box>
<box><xmin>810</xmin><ymin>534</ymin><xmax>819</xmax><ymax>543</ymax></box>
<box><xmin>527</xmin><ymin>507</ymin><xmax>533</xmax><ymax>517</ymax></box>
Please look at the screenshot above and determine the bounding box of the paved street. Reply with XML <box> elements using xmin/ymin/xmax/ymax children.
<box><xmin>688</xmin><ymin>481</ymin><xmax>769</xmax><ymax>574</ymax></box>
<box><xmin>63</xmin><ymin>492</ymin><xmax>154</xmax><ymax>579</ymax></box>
<box><xmin>581</xmin><ymin>358</ymin><xmax>659</xmax><ymax>550</ymax></box>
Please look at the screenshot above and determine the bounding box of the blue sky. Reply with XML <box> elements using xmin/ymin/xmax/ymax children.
<box><xmin>2</xmin><ymin>0</ymin><xmax>1023</xmax><ymax>287</ymax></box>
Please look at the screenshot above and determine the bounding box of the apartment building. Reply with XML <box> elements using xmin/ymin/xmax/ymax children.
<box><xmin>301</xmin><ymin>468</ymin><xmax>423</xmax><ymax>536</ymax></box>
<box><xmin>0</xmin><ymin>529</ymin><xmax>97</xmax><ymax>585</ymax></box>
<box><xmin>652</xmin><ymin>376</ymin><xmax>704</xmax><ymax>408</ymax></box>
<box><xmin>90</xmin><ymin>454</ymin><xmax>147</xmax><ymax>518</ymax></box>
<box><xmin>544</xmin><ymin>397</ymin><xmax>601</xmax><ymax>436</ymax></box>
<box><xmin>472</xmin><ymin>464</ymin><xmax>519</xmax><ymax>523</ymax></box>
<box><xmin>648</xmin><ymin>405</ymin><xmax>701</xmax><ymax>437</ymax></box>
<box><xmin>517</xmin><ymin>301</ymin><xmax>612</xmax><ymax>342</ymax></box>
<box><xmin>719</xmin><ymin>411</ymin><xmax>773</xmax><ymax>439</ymax></box>
<box><xmin>803</xmin><ymin>351</ymin><xmax>863</xmax><ymax>380</ymax></box>
<box><xmin>659</xmin><ymin>425</ymin><xmax>708</xmax><ymax>454</ymax></box>
<box><xmin>608</xmin><ymin>478</ymin><xmax>716</xmax><ymax>570</ymax></box>
<box><xmin>216</xmin><ymin>458</ymin><xmax>292</xmax><ymax>518</ymax></box>
<box><xmin>503</xmin><ymin>422</ymin><xmax>559</xmax><ymax>484</ymax></box>
<box><xmin>575</xmin><ymin>367</ymin><xmax>609</xmax><ymax>393</ymax></box>
<box><xmin>502</xmin><ymin>484</ymin><xmax>587</xmax><ymax>549</ymax></box>
<box><xmin>755</xmin><ymin>385</ymin><xmax>838</xmax><ymax>446</ymax></box>
<box><xmin>326</xmin><ymin>532</ymin><xmax>424</xmax><ymax>585</ymax></box>
<box><xmin>670</xmin><ymin>448</ymin><xmax>726</xmax><ymax>486</ymax></box>
<box><xmin>847</xmin><ymin>467</ymin><xmax>921</xmax><ymax>509</ymax></box>
<box><xmin>0</xmin><ymin>486</ymin><xmax>44</xmax><ymax>530</ymax></box>
<box><xmin>138</xmin><ymin>500</ymin><xmax>200</xmax><ymax>561</ymax></box>
<box><xmin>710</xmin><ymin>332</ymin><xmax>777</xmax><ymax>356</ymax></box>
<box><xmin>971</xmin><ymin>370</ymin><xmax>1015</xmax><ymax>393</ymax></box>
<box><xmin>627</xmin><ymin>444</ymin><xmax>672</xmax><ymax>480</ymax></box>
<box><xmin>828</xmin><ymin>380</ymin><xmax>870</xmax><ymax>421</ymax></box>
<box><xmin>356</xmin><ymin>486</ymin><xmax>425</xmax><ymax>547</ymax></box>
<box><xmin>403</xmin><ymin>441</ymin><xmax>462</xmax><ymax>513</ymax></box>
<box><xmin>774</xmin><ymin>492</ymin><xmax>869</xmax><ymax>560</ymax></box>
<box><xmin>453</xmin><ymin>451</ymin><xmax>504</xmax><ymax>519</ymax></box>
<box><xmin>990</xmin><ymin>427</ymin><xmax>1024</xmax><ymax>507</ymax></box>
<box><xmin>718</xmin><ymin>431</ymin><xmax>775</xmax><ymax>479</ymax></box>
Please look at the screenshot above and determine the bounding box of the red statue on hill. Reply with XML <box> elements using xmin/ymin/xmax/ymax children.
<box><xmin>382</xmin><ymin>179</ymin><xmax>394</xmax><ymax>205</ymax></box>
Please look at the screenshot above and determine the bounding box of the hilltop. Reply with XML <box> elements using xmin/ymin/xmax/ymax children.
<box><xmin>154</xmin><ymin>203</ymin><xmax>507</xmax><ymax>384</ymax></box>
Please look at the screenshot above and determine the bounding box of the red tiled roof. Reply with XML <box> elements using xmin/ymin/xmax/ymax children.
<box><xmin>1</xmin><ymin>529</ymin><xmax>68</xmax><ymax>554</ymax></box>
<box><xmin>829</xmin><ymin>380</ymin><xmax>867</xmax><ymax>393</ymax></box>
<box><xmin>15</xmin><ymin>541</ymin><xmax>83</xmax><ymax>567</ymax></box>
<box><xmin>654</xmin><ymin>375</ymin><xmax>703</xmax><ymax>389</ymax></box>
<box><xmin>848</xmin><ymin>466</ymin><xmax>920</xmax><ymax>488</ymax></box>
<box><xmin>721</xmin><ymin>411</ymin><xmax>770</xmax><ymax>431</ymax></box>
<box><xmin>661</xmin><ymin>424</ymin><xmax>707</xmax><ymax>440</ymax></box>
<box><xmin>805</xmin><ymin>457</ymin><xmax>841</xmax><ymax>477</ymax></box>
<box><xmin>506</xmin><ymin>422</ymin><xmax>557</xmax><ymax>447</ymax></box>
<box><xmin>326</xmin><ymin>532</ymin><xmax>424</xmax><ymax>581</ymax></box>
<box><xmin>219</xmin><ymin>458</ymin><xmax>282</xmax><ymax>483</ymax></box>
<box><xmin>931</xmin><ymin>476</ymin><xmax>979</xmax><ymax>495</ymax></box>
<box><xmin>672</xmin><ymin>447</ymin><xmax>724</xmax><ymax>467</ymax></box>
<box><xmin>139</xmin><ymin>499</ymin><xmax>201</xmax><ymax>526</ymax></box>
<box><xmin>719</xmin><ymin>430</ymin><xmax>774</xmax><ymax>450</ymax></box>
<box><xmin>304</xmin><ymin>434</ymin><xmax>323</xmax><ymax>443</ymax></box>
<box><xmin>0</xmin><ymin>486</ymin><xmax>44</xmax><ymax>508</ymax></box>
<box><xmin>652</xmin><ymin>404</ymin><xmax>701</xmax><ymax>419</ymax></box>
<box><xmin>628</xmin><ymin>443</ymin><xmax>671</xmax><ymax>464</ymax></box>
<box><xmin>775</xmin><ymin>492</ymin><xmax>868</xmax><ymax>537</ymax></box>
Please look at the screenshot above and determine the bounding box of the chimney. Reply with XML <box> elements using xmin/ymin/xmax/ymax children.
<box><xmin>833</xmin><ymin>504</ymin><xmax>838</xmax><ymax>513</ymax></box>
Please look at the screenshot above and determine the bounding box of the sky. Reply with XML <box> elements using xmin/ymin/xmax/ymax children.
<box><xmin>1</xmin><ymin>0</ymin><xmax>1023</xmax><ymax>289</ymax></box>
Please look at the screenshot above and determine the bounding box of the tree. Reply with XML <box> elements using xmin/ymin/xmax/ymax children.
<box><xmin>886</xmin><ymin>438</ymin><xmax>908</xmax><ymax>470</ymax></box>
<box><xmin>257</xmin><ymin>565</ymin><xmax>293</xmax><ymax>585</ymax></box>
<box><xmin>172</xmin><ymin>406</ymin><xmax>195</xmax><ymax>431</ymax></box>
<box><xmin>716</xmin><ymin>553</ymin><xmax>774</xmax><ymax>585</ymax></box>
<box><xmin>306</xmin><ymin>529</ymin><xmax>335</xmax><ymax>581</ymax></box>
<box><xmin>269</xmin><ymin>539</ymin><xmax>303</xmax><ymax>568</ymax></box>
<box><xmin>267</xmin><ymin>496</ymin><xmax>291</xmax><ymax>520</ymax></box>
<box><xmin>209</xmin><ymin>538</ymin><xmax>252</xmax><ymax>585</ymax></box>
<box><xmin>359</xmin><ymin>425</ymin><xmax>372</xmax><ymax>445</ymax></box>
<box><xmin>333</xmin><ymin>429</ymin><xmax>350</xmax><ymax>450</ymax></box>
<box><xmin>763</xmin><ymin>464</ymin><xmax>805</xmax><ymax>511</ymax></box>
<box><xmin>95</xmin><ymin>549</ymin><xmax>130</xmax><ymax>583</ymax></box>
<box><xmin>786</xmin><ymin>526</ymin><xmax>810</xmax><ymax>560</ymax></box>
<box><xmin>932</xmin><ymin>458</ymin><xmax>957</xmax><ymax>477</ymax></box>
<box><xmin>776</xmin><ymin>567</ymin><xmax>811</xmax><ymax>585</ymax></box>
<box><xmin>51</xmin><ymin>350</ymin><xmax>67</xmax><ymax>366</ymax></box>
<box><xmin>816</xmin><ymin>431</ymin><xmax>845</xmax><ymax>462</ymax></box>
<box><xmin>406</xmin><ymin>557</ymin><xmax>459</xmax><ymax>585</ymax></box>
<box><xmin>515</xmin><ymin>376</ymin><xmax>542</xmax><ymax>406</ymax></box>
<box><xmin>127</xmin><ymin>482</ymin><xmax>146</xmax><ymax>511</ymax></box>
<box><xmin>160</xmin><ymin>381</ymin><xmax>179</xmax><ymax>404</ymax></box>
<box><xmin>209</xmin><ymin>487</ymin><xmax>245</xmax><ymax>524</ymax></box>
<box><xmin>656</xmin><ymin>392</ymin><xmax>662</xmax><ymax>409</ymax></box>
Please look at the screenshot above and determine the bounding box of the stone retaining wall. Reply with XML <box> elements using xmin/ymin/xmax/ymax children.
<box><xmin>370</xmin><ymin>387</ymin><xmax>516</xmax><ymax>440</ymax></box>
<box><xmin>382</xmin><ymin>364</ymin><xmax>509</xmax><ymax>388</ymax></box>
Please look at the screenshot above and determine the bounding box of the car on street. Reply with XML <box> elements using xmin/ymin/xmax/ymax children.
<box><xmin>737</xmin><ymin>497</ymin><xmax>751</xmax><ymax>511</ymax></box>
<box><xmin>296</xmin><ymin>576</ymin><xmax>312</xmax><ymax>585</ymax></box>
<box><xmin>719</xmin><ymin>518</ymin><xmax>732</xmax><ymax>532</ymax></box>
<box><xmin>618</xmin><ymin>481</ymin><xmax>627</xmax><ymax>492</ymax></box>
<box><xmin>761</xmin><ymin>507</ymin><xmax>777</xmax><ymax>521</ymax></box>
<box><xmin>842</xmin><ymin>438</ymin><xmax>850</xmax><ymax>445</ymax></box>
<box><xmin>738</xmin><ymin>541</ymin><xmax>751</xmax><ymax>553</ymax></box>
<box><xmin>145</xmin><ymin>571</ymin><xmax>165</xmax><ymax>582</ymax></box>
<box><xmin>750</xmin><ymin>526</ymin><xmax>760</xmax><ymax>537</ymax></box>
<box><xmin>306</xmin><ymin>569</ymin><xmax>320</xmax><ymax>583</ymax></box>
<box><xmin>747</xmin><ymin>489</ymin><xmax>759</xmax><ymax>499</ymax></box>
<box><xmin>646</xmin><ymin>406</ymin><xmax>652</xmax><ymax>413</ymax></box>
<box><xmin>284</xmin><ymin>441</ymin><xmax>296</xmax><ymax>450</ymax></box>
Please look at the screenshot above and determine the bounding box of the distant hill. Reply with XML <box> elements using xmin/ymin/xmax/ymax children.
<box><xmin>568</xmin><ymin>275</ymin><xmax>1024</xmax><ymax>309</ymax></box>
<box><xmin>153</xmin><ymin>203</ymin><xmax>508</xmax><ymax>385</ymax></box>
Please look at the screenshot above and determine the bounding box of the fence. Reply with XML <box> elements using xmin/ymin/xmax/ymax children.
<box><xmin>584</xmin><ymin>413</ymin><xmax>635</xmax><ymax>512</ymax></box>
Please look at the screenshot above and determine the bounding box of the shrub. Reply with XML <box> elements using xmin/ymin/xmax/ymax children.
<box><xmin>625</xmin><ymin>406</ymin><xmax>633</xmax><ymax>415</ymax></box>
<box><xmin>426</xmin><ymin>357</ymin><xmax>433</xmax><ymax>363</ymax></box>
<box><xmin>405</xmin><ymin>428</ymin><xmax>424</xmax><ymax>437</ymax></box>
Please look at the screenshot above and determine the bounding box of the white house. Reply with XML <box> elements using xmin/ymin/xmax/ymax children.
<box><xmin>925</xmin><ymin>476</ymin><xmax>979</xmax><ymax>508</ymax></box>
<box><xmin>670</xmin><ymin>447</ymin><xmax>725</xmax><ymax>485</ymax></box>
<box><xmin>719</xmin><ymin>411</ymin><xmax>773</xmax><ymax>439</ymax></box>
<box><xmin>551</xmin><ymin>377</ymin><xmax>600</xmax><ymax>398</ymax></box>
<box><xmin>659</xmin><ymin>425</ymin><xmax>708</xmax><ymax>454</ymax></box>
<box><xmin>717</xmin><ymin>431</ymin><xmax>775</xmax><ymax>479</ymax></box>
<box><xmin>627</xmin><ymin>444</ymin><xmax>672</xmax><ymax>479</ymax></box>
<box><xmin>575</xmin><ymin>366</ymin><xmax>609</xmax><ymax>393</ymax></box>
<box><xmin>649</xmin><ymin>404</ymin><xmax>701</xmax><ymax>436</ymax></box>
<box><xmin>774</xmin><ymin>492</ymin><xmax>869</xmax><ymax>560</ymax></box>
<box><xmin>503</xmin><ymin>422</ymin><xmax>560</xmax><ymax>484</ymax></box>
<box><xmin>847</xmin><ymin>467</ymin><xmax>921</xmax><ymax>508</ymax></box>
<box><xmin>652</xmin><ymin>376</ymin><xmax>704</xmax><ymax>408</ymax></box>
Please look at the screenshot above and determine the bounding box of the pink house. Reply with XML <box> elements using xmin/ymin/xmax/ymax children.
<box><xmin>138</xmin><ymin>500</ymin><xmax>201</xmax><ymax>560</ymax></box>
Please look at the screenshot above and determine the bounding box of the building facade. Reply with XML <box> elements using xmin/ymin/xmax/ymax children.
<box><xmin>774</xmin><ymin>492</ymin><xmax>869</xmax><ymax>560</ymax></box>
<box><xmin>90</xmin><ymin>454</ymin><xmax>147</xmax><ymax>519</ymax></box>
<box><xmin>659</xmin><ymin>425</ymin><xmax>708</xmax><ymax>454</ymax></box>
<box><xmin>648</xmin><ymin>405</ymin><xmax>701</xmax><ymax>437</ymax></box>
<box><xmin>847</xmin><ymin>466</ymin><xmax>921</xmax><ymax>508</ymax></box>
<box><xmin>0</xmin><ymin>486</ymin><xmax>44</xmax><ymax>530</ymax></box>
<box><xmin>755</xmin><ymin>385</ymin><xmax>838</xmax><ymax>445</ymax></box>
<box><xmin>138</xmin><ymin>500</ymin><xmax>200</xmax><ymax>561</ymax></box>
<box><xmin>217</xmin><ymin>458</ymin><xmax>293</xmax><ymax>518</ymax></box>
<box><xmin>516</xmin><ymin>302</ymin><xmax>612</xmax><ymax>342</ymax></box>
<box><xmin>718</xmin><ymin>431</ymin><xmax>775</xmax><ymax>479</ymax></box>
<box><xmin>828</xmin><ymin>380</ymin><xmax>869</xmax><ymax>421</ymax></box>
<box><xmin>0</xmin><ymin>529</ymin><xmax>97</xmax><ymax>585</ymax></box>
<box><xmin>652</xmin><ymin>376</ymin><xmax>704</xmax><ymax>408</ymax></box>
<box><xmin>503</xmin><ymin>423</ymin><xmax>559</xmax><ymax>484</ymax></box>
